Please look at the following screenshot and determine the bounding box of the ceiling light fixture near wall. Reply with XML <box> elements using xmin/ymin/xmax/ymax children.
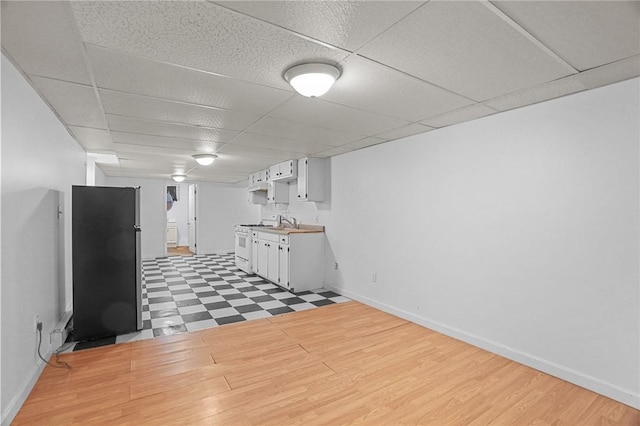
<box><xmin>284</xmin><ymin>63</ymin><xmax>341</xmax><ymax>98</ymax></box>
<box><xmin>193</xmin><ymin>153</ymin><xmax>218</xmax><ymax>166</ymax></box>
<box><xmin>172</xmin><ymin>174</ymin><xmax>186</xmax><ymax>183</ymax></box>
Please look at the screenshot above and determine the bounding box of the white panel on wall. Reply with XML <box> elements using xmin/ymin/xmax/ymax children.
<box><xmin>321</xmin><ymin>78</ymin><xmax>639</xmax><ymax>408</ymax></box>
<box><xmin>1</xmin><ymin>54</ymin><xmax>87</xmax><ymax>424</ymax></box>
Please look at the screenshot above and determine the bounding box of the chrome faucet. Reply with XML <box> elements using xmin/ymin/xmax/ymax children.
<box><xmin>280</xmin><ymin>215</ymin><xmax>298</xmax><ymax>229</ymax></box>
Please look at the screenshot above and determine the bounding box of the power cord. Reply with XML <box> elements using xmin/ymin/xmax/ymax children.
<box><xmin>37</xmin><ymin>323</ymin><xmax>71</xmax><ymax>370</ymax></box>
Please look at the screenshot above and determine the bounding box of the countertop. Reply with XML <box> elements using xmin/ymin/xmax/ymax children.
<box><xmin>252</xmin><ymin>224</ymin><xmax>324</xmax><ymax>235</ymax></box>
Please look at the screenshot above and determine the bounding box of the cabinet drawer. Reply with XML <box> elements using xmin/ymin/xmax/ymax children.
<box><xmin>257</xmin><ymin>232</ymin><xmax>280</xmax><ymax>243</ymax></box>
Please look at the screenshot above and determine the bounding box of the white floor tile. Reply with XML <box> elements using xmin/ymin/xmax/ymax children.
<box><xmin>290</xmin><ymin>302</ymin><xmax>317</xmax><ymax>311</ymax></box>
<box><xmin>148</xmin><ymin>301</ymin><xmax>177</xmax><ymax>311</ymax></box>
<box><xmin>241</xmin><ymin>310</ymin><xmax>273</xmax><ymax>321</ymax></box>
<box><xmin>178</xmin><ymin>304</ymin><xmax>207</xmax><ymax>315</ymax></box>
<box><xmin>151</xmin><ymin>315</ymin><xmax>184</xmax><ymax>329</ymax></box>
<box><xmin>173</xmin><ymin>293</ymin><xmax>198</xmax><ymax>301</ymax></box>
<box><xmin>258</xmin><ymin>300</ymin><xmax>286</xmax><ymax>310</ymax></box>
<box><xmin>208</xmin><ymin>307</ymin><xmax>239</xmax><ymax>318</ymax></box>
<box><xmin>200</xmin><ymin>295</ymin><xmax>225</xmax><ymax>304</ymax></box>
<box><xmin>228</xmin><ymin>298</ymin><xmax>254</xmax><ymax>307</ymax></box>
<box><xmin>185</xmin><ymin>319</ymin><xmax>219</xmax><ymax>332</ymax></box>
<box><xmin>299</xmin><ymin>293</ymin><xmax>325</xmax><ymax>302</ymax></box>
<box><xmin>147</xmin><ymin>291</ymin><xmax>172</xmax><ymax>298</ymax></box>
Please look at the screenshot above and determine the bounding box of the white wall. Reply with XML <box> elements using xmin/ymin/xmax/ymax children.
<box><xmin>104</xmin><ymin>177</ymin><xmax>166</xmax><ymax>260</ymax></box>
<box><xmin>279</xmin><ymin>78</ymin><xmax>640</xmax><ymax>408</ymax></box>
<box><xmin>1</xmin><ymin>55</ymin><xmax>87</xmax><ymax>423</ymax></box>
<box><xmin>197</xmin><ymin>183</ymin><xmax>260</xmax><ymax>254</ymax></box>
<box><xmin>166</xmin><ymin>182</ymin><xmax>189</xmax><ymax>247</ymax></box>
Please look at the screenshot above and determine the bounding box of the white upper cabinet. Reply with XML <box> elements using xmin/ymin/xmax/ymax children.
<box><xmin>269</xmin><ymin>160</ymin><xmax>297</xmax><ymax>182</ymax></box>
<box><xmin>297</xmin><ymin>157</ymin><xmax>326</xmax><ymax>202</ymax></box>
<box><xmin>267</xmin><ymin>181</ymin><xmax>289</xmax><ymax>203</ymax></box>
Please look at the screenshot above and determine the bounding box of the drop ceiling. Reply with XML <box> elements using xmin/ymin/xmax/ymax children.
<box><xmin>2</xmin><ymin>1</ymin><xmax>639</xmax><ymax>183</ymax></box>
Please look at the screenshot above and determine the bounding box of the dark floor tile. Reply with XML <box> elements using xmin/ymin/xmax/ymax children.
<box><xmin>237</xmin><ymin>286</ymin><xmax>258</xmax><ymax>292</ymax></box>
<box><xmin>235</xmin><ymin>304</ymin><xmax>263</xmax><ymax>314</ymax></box>
<box><xmin>204</xmin><ymin>301</ymin><xmax>232</xmax><ymax>310</ymax></box>
<box><xmin>226</xmin><ymin>279</ymin><xmax>244</xmax><ymax>284</ymax></box>
<box><xmin>153</xmin><ymin>324</ymin><xmax>187</xmax><ymax>337</ymax></box>
<box><xmin>222</xmin><ymin>293</ymin><xmax>247</xmax><ymax>301</ymax></box>
<box><xmin>170</xmin><ymin>288</ymin><xmax>194</xmax><ymax>295</ymax></box>
<box><xmin>142</xmin><ymin>305</ymin><xmax>150</xmax><ymax>312</ymax></box>
<box><xmin>166</xmin><ymin>280</ymin><xmax>188</xmax><ymax>287</ymax></box>
<box><xmin>196</xmin><ymin>291</ymin><xmax>218</xmax><ymax>298</ymax></box>
<box><xmin>212</xmin><ymin>284</ymin><xmax>233</xmax><ymax>290</ymax></box>
<box><xmin>147</xmin><ymin>287</ymin><xmax>169</xmax><ymax>293</ymax></box>
<box><xmin>150</xmin><ymin>308</ymin><xmax>180</xmax><ymax>319</ymax></box>
<box><xmin>296</xmin><ymin>291</ymin><xmax>313</xmax><ymax>296</ymax></box>
<box><xmin>216</xmin><ymin>315</ymin><xmax>246</xmax><ymax>326</ymax></box>
<box><xmin>205</xmin><ymin>277</ymin><xmax>224</xmax><ymax>282</ymax></box>
<box><xmin>176</xmin><ymin>299</ymin><xmax>202</xmax><ymax>307</ymax></box>
<box><xmin>148</xmin><ymin>296</ymin><xmax>174</xmax><ymax>304</ymax></box>
<box><xmin>312</xmin><ymin>299</ymin><xmax>335</xmax><ymax>307</ymax></box>
<box><xmin>144</xmin><ymin>278</ymin><xmax>165</xmax><ymax>284</ymax></box>
<box><xmin>317</xmin><ymin>291</ymin><xmax>340</xmax><ymax>298</ymax></box>
<box><xmin>189</xmin><ymin>283</ymin><xmax>210</xmax><ymax>288</ymax></box>
<box><xmin>267</xmin><ymin>306</ymin><xmax>294</xmax><ymax>316</ymax></box>
<box><xmin>143</xmin><ymin>319</ymin><xmax>152</xmax><ymax>330</ymax></box>
<box><xmin>280</xmin><ymin>297</ymin><xmax>306</xmax><ymax>306</ymax></box>
<box><xmin>73</xmin><ymin>336</ymin><xmax>116</xmax><ymax>351</ymax></box>
<box><xmin>264</xmin><ymin>288</ymin><xmax>286</xmax><ymax>294</ymax></box>
<box><xmin>182</xmin><ymin>311</ymin><xmax>213</xmax><ymax>323</ymax></box>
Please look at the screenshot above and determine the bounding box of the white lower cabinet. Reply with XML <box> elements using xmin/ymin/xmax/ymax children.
<box><xmin>252</xmin><ymin>230</ymin><xmax>324</xmax><ymax>293</ymax></box>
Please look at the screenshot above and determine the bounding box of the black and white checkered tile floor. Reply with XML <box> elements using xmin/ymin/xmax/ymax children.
<box><xmin>65</xmin><ymin>253</ymin><xmax>349</xmax><ymax>352</ymax></box>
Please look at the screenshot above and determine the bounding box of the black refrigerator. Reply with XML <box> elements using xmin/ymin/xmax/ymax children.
<box><xmin>72</xmin><ymin>185</ymin><xmax>142</xmax><ymax>340</ymax></box>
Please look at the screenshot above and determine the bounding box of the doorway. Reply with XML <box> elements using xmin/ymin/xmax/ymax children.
<box><xmin>166</xmin><ymin>183</ymin><xmax>192</xmax><ymax>256</ymax></box>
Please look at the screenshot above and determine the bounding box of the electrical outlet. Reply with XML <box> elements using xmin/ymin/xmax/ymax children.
<box><xmin>334</xmin><ymin>262</ymin><xmax>339</xmax><ymax>270</ymax></box>
<box><xmin>34</xmin><ymin>314</ymin><xmax>40</xmax><ymax>331</ymax></box>
<box><xmin>372</xmin><ymin>272</ymin><xmax>377</xmax><ymax>283</ymax></box>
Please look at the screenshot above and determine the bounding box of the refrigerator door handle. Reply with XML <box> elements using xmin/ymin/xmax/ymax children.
<box><xmin>134</xmin><ymin>225</ymin><xmax>142</xmax><ymax>232</ymax></box>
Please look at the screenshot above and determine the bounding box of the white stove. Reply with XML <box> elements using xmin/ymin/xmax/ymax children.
<box><xmin>234</xmin><ymin>221</ymin><xmax>277</xmax><ymax>273</ymax></box>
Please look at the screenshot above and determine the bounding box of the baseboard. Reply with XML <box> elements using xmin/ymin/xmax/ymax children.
<box><xmin>1</xmin><ymin>348</ymin><xmax>51</xmax><ymax>426</ymax></box>
<box><xmin>326</xmin><ymin>285</ymin><xmax>640</xmax><ymax>410</ymax></box>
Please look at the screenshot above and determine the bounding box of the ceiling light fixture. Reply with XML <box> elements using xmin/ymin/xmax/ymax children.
<box><xmin>284</xmin><ymin>63</ymin><xmax>340</xmax><ymax>98</ymax></box>
<box><xmin>193</xmin><ymin>153</ymin><xmax>218</xmax><ymax>166</ymax></box>
<box><xmin>172</xmin><ymin>174</ymin><xmax>186</xmax><ymax>183</ymax></box>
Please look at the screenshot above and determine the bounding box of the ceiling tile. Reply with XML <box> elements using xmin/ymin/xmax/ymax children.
<box><xmin>484</xmin><ymin>78</ymin><xmax>588</xmax><ymax>112</ymax></box>
<box><xmin>314</xmin><ymin>146</ymin><xmax>354</xmax><ymax>158</ymax></box>
<box><xmin>86</xmin><ymin>45</ymin><xmax>292</xmax><ymax>115</ymax></box>
<box><xmin>573</xmin><ymin>55</ymin><xmax>640</xmax><ymax>90</ymax></box>
<box><xmin>68</xmin><ymin>126</ymin><xmax>115</xmax><ymax>151</ymax></box>
<box><xmin>421</xmin><ymin>104</ymin><xmax>498</xmax><ymax>129</ymax></box>
<box><xmin>215</xmin><ymin>1</ymin><xmax>423</xmax><ymax>51</ymax></box>
<box><xmin>270</xmin><ymin>96</ymin><xmax>409</xmax><ymax>136</ymax></box>
<box><xmin>30</xmin><ymin>76</ymin><xmax>107</xmax><ymax>129</ymax></box>
<box><xmin>219</xmin><ymin>143</ymin><xmax>307</xmax><ymax>162</ymax></box>
<box><xmin>71</xmin><ymin>1</ymin><xmax>349</xmax><ymax>89</ymax></box>
<box><xmin>231</xmin><ymin>132</ymin><xmax>334</xmax><ymax>155</ymax></box>
<box><xmin>359</xmin><ymin>1</ymin><xmax>575</xmax><ymax>101</ymax></box>
<box><xmin>99</xmin><ymin>90</ymin><xmax>261</xmax><ymax>131</ymax></box>
<box><xmin>111</xmin><ymin>131</ymin><xmax>224</xmax><ymax>153</ymax></box>
<box><xmin>323</xmin><ymin>55</ymin><xmax>473</xmax><ymax>122</ymax></box>
<box><xmin>341</xmin><ymin>137</ymin><xmax>388</xmax><ymax>151</ymax></box>
<box><xmin>1</xmin><ymin>2</ymin><xmax>91</xmax><ymax>84</ymax></box>
<box><xmin>374</xmin><ymin>123</ymin><xmax>434</xmax><ymax>141</ymax></box>
<box><xmin>106</xmin><ymin>115</ymin><xmax>238</xmax><ymax>143</ymax></box>
<box><xmin>493</xmin><ymin>1</ymin><xmax>640</xmax><ymax>71</ymax></box>
<box><xmin>245</xmin><ymin>116</ymin><xmax>361</xmax><ymax>147</ymax></box>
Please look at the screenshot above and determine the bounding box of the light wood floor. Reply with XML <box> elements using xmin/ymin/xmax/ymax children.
<box><xmin>167</xmin><ymin>246</ymin><xmax>192</xmax><ymax>256</ymax></box>
<box><xmin>14</xmin><ymin>301</ymin><xmax>639</xmax><ymax>425</ymax></box>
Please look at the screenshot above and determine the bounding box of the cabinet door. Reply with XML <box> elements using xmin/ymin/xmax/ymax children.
<box><xmin>297</xmin><ymin>158</ymin><xmax>307</xmax><ymax>200</ymax></box>
<box><xmin>278</xmin><ymin>244</ymin><xmax>289</xmax><ymax>289</ymax></box>
<box><xmin>251</xmin><ymin>238</ymin><xmax>259</xmax><ymax>273</ymax></box>
<box><xmin>257</xmin><ymin>241</ymin><xmax>269</xmax><ymax>276</ymax></box>
<box><xmin>267</xmin><ymin>242</ymin><xmax>279</xmax><ymax>282</ymax></box>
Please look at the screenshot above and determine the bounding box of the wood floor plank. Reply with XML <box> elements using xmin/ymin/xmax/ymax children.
<box><xmin>13</xmin><ymin>301</ymin><xmax>639</xmax><ymax>425</ymax></box>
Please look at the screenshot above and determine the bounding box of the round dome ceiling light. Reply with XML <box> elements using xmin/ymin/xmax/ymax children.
<box><xmin>193</xmin><ymin>153</ymin><xmax>218</xmax><ymax>166</ymax></box>
<box><xmin>171</xmin><ymin>174</ymin><xmax>186</xmax><ymax>183</ymax></box>
<box><xmin>284</xmin><ymin>63</ymin><xmax>341</xmax><ymax>98</ymax></box>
